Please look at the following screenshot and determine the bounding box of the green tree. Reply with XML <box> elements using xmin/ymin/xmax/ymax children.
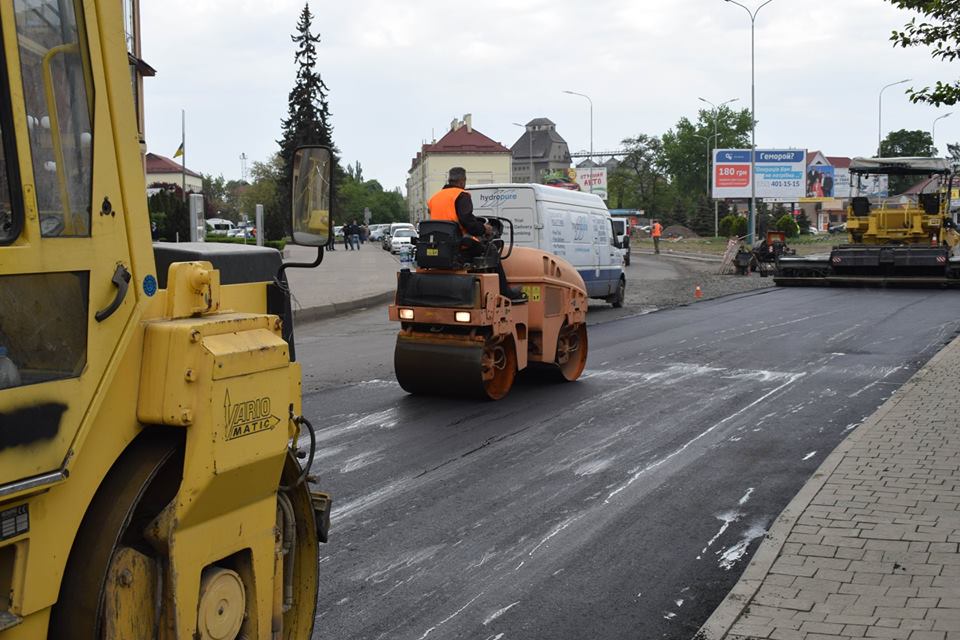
<box><xmin>881</xmin><ymin>129</ymin><xmax>936</xmax><ymax>193</ymax></box>
<box><xmin>886</xmin><ymin>0</ymin><xmax>960</xmax><ymax>106</ymax></box>
<box><xmin>796</xmin><ymin>210</ymin><xmax>813</xmax><ymax>234</ymax></box>
<box><xmin>775</xmin><ymin>214</ymin><xmax>800</xmax><ymax>238</ymax></box>
<box><xmin>610</xmin><ymin>134</ymin><xmax>670</xmax><ymax>214</ymax></box>
<box><xmin>147</xmin><ymin>185</ymin><xmax>188</xmax><ymax>241</ymax></box>
<box><xmin>278</xmin><ymin>3</ymin><xmax>338</xmax><ymax>235</ymax></box>
<box><xmin>239</xmin><ymin>155</ymin><xmax>285</xmax><ymax>241</ymax></box>
<box><xmin>338</xmin><ymin>172</ymin><xmax>407</xmax><ymax>224</ymax></box>
<box><xmin>947</xmin><ymin>142</ymin><xmax>960</xmax><ymax>160</ymax></box>
<box><xmin>661</xmin><ymin>107</ymin><xmax>752</xmax><ymax>227</ymax></box>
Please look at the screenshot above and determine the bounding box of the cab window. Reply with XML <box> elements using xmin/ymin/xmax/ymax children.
<box><xmin>14</xmin><ymin>0</ymin><xmax>94</xmax><ymax>238</ymax></box>
<box><xmin>0</xmin><ymin>43</ymin><xmax>22</xmax><ymax>244</ymax></box>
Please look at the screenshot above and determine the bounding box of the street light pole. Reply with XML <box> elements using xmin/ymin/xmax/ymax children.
<box><xmin>725</xmin><ymin>0</ymin><xmax>775</xmax><ymax>246</ymax></box>
<box><xmin>932</xmin><ymin>112</ymin><xmax>953</xmax><ymax>155</ymax></box>
<box><xmin>699</xmin><ymin>96</ymin><xmax>739</xmax><ymax>236</ymax></box>
<box><xmin>512</xmin><ymin>122</ymin><xmax>535</xmax><ymax>183</ymax></box>
<box><xmin>563</xmin><ymin>90</ymin><xmax>594</xmax><ymax>192</ymax></box>
<box><xmin>878</xmin><ymin>78</ymin><xmax>911</xmax><ymax>157</ymax></box>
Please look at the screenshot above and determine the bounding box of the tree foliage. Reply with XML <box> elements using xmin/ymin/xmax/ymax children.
<box><xmin>775</xmin><ymin>214</ymin><xmax>800</xmax><ymax>238</ymax></box>
<box><xmin>277</xmin><ymin>3</ymin><xmax>338</xmax><ymax>234</ymax></box>
<box><xmin>881</xmin><ymin>129</ymin><xmax>936</xmax><ymax>193</ymax></box>
<box><xmin>886</xmin><ymin>0</ymin><xmax>960</xmax><ymax>106</ymax></box>
<box><xmin>147</xmin><ymin>185</ymin><xmax>188</xmax><ymax>241</ymax></box>
<box><xmin>719</xmin><ymin>214</ymin><xmax>747</xmax><ymax>238</ymax></box>
<box><xmin>338</xmin><ymin>167</ymin><xmax>407</xmax><ymax>226</ymax></box>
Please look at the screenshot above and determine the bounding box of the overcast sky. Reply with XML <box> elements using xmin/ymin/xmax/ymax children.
<box><xmin>141</xmin><ymin>0</ymin><xmax>958</xmax><ymax>192</ymax></box>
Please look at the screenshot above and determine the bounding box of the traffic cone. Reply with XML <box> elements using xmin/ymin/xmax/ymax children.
<box><xmin>694</xmin><ymin>285</ymin><xmax>703</xmax><ymax>299</ymax></box>
<box><xmin>931</xmin><ymin>233</ymin><xmax>938</xmax><ymax>246</ymax></box>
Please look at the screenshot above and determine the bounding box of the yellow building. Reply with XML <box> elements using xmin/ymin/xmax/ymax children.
<box><xmin>407</xmin><ymin>115</ymin><xmax>513</xmax><ymax>223</ymax></box>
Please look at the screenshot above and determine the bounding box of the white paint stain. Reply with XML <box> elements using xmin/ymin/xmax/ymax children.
<box><xmin>575</xmin><ymin>458</ymin><xmax>614</xmax><ymax>476</ymax></box>
<box><xmin>802</xmin><ymin>451</ymin><xmax>817</xmax><ymax>461</ymax></box>
<box><xmin>335</xmin><ymin>478</ymin><xmax>410</xmax><ymax>522</ymax></box>
<box><xmin>339</xmin><ymin>450</ymin><xmax>385</xmax><ymax>473</ymax></box>
<box><xmin>663</xmin><ymin>612</ymin><xmax>676</xmax><ymax>620</ymax></box>
<box><xmin>675</xmin><ymin>599</ymin><xmax>684</xmax><ymax>607</ymax></box>
<box><xmin>718</xmin><ymin>523</ymin><xmax>767</xmax><ymax>570</ymax></box>
<box><xmin>483</xmin><ymin>602</ymin><xmax>520</xmax><ymax>625</ymax></box>
<box><xmin>738</xmin><ymin>488</ymin><xmax>755</xmax><ymax>506</ymax></box>
<box><xmin>529</xmin><ymin>515</ymin><xmax>583</xmax><ymax>556</ymax></box>
<box><xmin>606</xmin><ymin>373</ymin><xmax>805</xmax><ymax>503</ymax></box>
<box><xmin>361</xmin><ymin>545</ymin><xmax>446</xmax><ymax>584</ymax></box>
<box><xmin>417</xmin><ymin>593</ymin><xmax>484</xmax><ymax>640</ymax></box>
<box><xmin>313</xmin><ymin>407</ymin><xmax>400</xmax><ymax>443</ymax></box>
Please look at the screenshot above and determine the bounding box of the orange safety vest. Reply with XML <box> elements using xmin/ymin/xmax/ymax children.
<box><xmin>651</xmin><ymin>222</ymin><xmax>662</xmax><ymax>238</ymax></box>
<box><xmin>427</xmin><ymin>187</ymin><xmax>474</xmax><ymax>238</ymax></box>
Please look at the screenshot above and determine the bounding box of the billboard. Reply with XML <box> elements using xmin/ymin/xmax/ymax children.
<box><xmin>574</xmin><ymin>167</ymin><xmax>608</xmax><ymax>200</ymax></box>
<box><xmin>801</xmin><ymin>164</ymin><xmax>835</xmax><ymax>202</ymax></box>
<box><xmin>713</xmin><ymin>149</ymin><xmax>806</xmax><ymax>200</ymax></box>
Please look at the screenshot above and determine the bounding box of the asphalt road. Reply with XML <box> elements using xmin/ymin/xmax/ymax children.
<box><xmin>296</xmin><ymin>286</ymin><xmax>960</xmax><ymax>640</ymax></box>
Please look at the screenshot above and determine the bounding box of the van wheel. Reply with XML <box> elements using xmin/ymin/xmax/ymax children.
<box><xmin>608</xmin><ymin>276</ymin><xmax>625</xmax><ymax>308</ymax></box>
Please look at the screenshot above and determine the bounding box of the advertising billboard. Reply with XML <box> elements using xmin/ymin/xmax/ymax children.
<box><xmin>713</xmin><ymin>149</ymin><xmax>806</xmax><ymax>200</ymax></box>
<box><xmin>575</xmin><ymin>167</ymin><xmax>608</xmax><ymax>200</ymax></box>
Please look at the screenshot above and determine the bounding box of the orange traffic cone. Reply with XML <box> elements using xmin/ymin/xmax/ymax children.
<box><xmin>694</xmin><ymin>285</ymin><xmax>703</xmax><ymax>299</ymax></box>
<box><xmin>931</xmin><ymin>233</ymin><xmax>939</xmax><ymax>246</ymax></box>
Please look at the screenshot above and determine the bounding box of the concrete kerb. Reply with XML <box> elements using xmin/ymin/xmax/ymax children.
<box><xmin>695</xmin><ymin>333</ymin><xmax>960</xmax><ymax>639</ymax></box>
<box><xmin>292</xmin><ymin>290</ymin><xmax>394</xmax><ymax>325</ymax></box>
<box><xmin>633</xmin><ymin>248</ymin><xmax>722</xmax><ymax>263</ymax></box>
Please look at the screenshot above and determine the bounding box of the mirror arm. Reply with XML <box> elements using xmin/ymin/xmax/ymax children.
<box><xmin>278</xmin><ymin>246</ymin><xmax>324</xmax><ymax>280</ymax></box>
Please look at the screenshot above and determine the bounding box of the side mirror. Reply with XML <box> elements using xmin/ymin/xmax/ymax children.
<box><xmin>291</xmin><ymin>146</ymin><xmax>332</xmax><ymax>247</ymax></box>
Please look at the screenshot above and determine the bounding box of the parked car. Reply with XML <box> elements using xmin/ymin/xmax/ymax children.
<box><xmin>334</xmin><ymin>225</ymin><xmax>344</xmax><ymax>240</ymax></box>
<box><xmin>807</xmin><ymin>226</ymin><xmax>820</xmax><ymax>235</ymax></box>
<box><xmin>828</xmin><ymin>223</ymin><xmax>847</xmax><ymax>235</ymax></box>
<box><xmin>381</xmin><ymin>233</ymin><xmax>393</xmax><ymax>250</ymax></box>
<box><xmin>368</xmin><ymin>224</ymin><xmax>390</xmax><ymax>241</ymax></box>
<box><xmin>390</xmin><ymin>228</ymin><xmax>418</xmax><ymax>254</ymax></box>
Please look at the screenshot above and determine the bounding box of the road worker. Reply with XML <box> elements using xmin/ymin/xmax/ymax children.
<box><xmin>428</xmin><ymin>167</ymin><xmax>525</xmax><ymax>300</ymax></box>
<box><xmin>652</xmin><ymin>219</ymin><xmax>663</xmax><ymax>254</ymax></box>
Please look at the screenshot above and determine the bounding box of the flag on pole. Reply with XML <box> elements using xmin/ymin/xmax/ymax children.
<box><xmin>173</xmin><ymin>142</ymin><xmax>184</xmax><ymax>158</ymax></box>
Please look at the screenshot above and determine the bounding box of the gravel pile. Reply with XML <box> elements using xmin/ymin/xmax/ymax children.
<box><xmin>589</xmin><ymin>252</ymin><xmax>776</xmax><ymax>319</ymax></box>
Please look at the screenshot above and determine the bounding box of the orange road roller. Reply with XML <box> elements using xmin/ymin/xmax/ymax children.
<box><xmin>388</xmin><ymin>218</ymin><xmax>589</xmax><ymax>399</ymax></box>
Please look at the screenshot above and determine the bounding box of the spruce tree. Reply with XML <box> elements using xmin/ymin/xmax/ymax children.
<box><xmin>278</xmin><ymin>3</ymin><xmax>338</xmax><ymax>235</ymax></box>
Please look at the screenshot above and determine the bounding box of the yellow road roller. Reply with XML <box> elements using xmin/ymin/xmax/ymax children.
<box><xmin>388</xmin><ymin>218</ymin><xmax>589</xmax><ymax>400</ymax></box>
<box><xmin>0</xmin><ymin>2</ymin><xmax>334</xmax><ymax>636</ymax></box>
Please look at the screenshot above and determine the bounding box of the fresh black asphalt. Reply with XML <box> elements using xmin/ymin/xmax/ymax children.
<box><xmin>297</xmin><ymin>287</ymin><xmax>960</xmax><ymax>639</ymax></box>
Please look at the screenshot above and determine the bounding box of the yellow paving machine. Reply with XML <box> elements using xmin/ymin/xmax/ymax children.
<box><xmin>389</xmin><ymin>218</ymin><xmax>589</xmax><ymax>400</ymax></box>
<box><xmin>0</xmin><ymin>2</ymin><xmax>333</xmax><ymax>637</ymax></box>
<box><xmin>775</xmin><ymin>157</ymin><xmax>960</xmax><ymax>286</ymax></box>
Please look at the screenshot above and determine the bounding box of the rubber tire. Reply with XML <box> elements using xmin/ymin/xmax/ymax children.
<box><xmin>609</xmin><ymin>276</ymin><xmax>626</xmax><ymax>308</ymax></box>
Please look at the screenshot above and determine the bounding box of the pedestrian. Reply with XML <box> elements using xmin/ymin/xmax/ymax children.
<box><xmin>343</xmin><ymin>221</ymin><xmax>351</xmax><ymax>250</ymax></box>
<box><xmin>651</xmin><ymin>219</ymin><xmax>663</xmax><ymax>254</ymax></box>
<box><xmin>348</xmin><ymin>219</ymin><xmax>361</xmax><ymax>251</ymax></box>
<box><xmin>327</xmin><ymin>219</ymin><xmax>336</xmax><ymax>250</ymax></box>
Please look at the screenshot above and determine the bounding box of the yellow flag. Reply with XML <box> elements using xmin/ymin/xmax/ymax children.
<box><xmin>173</xmin><ymin>142</ymin><xmax>184</xmax><ymax>158</ymax></box>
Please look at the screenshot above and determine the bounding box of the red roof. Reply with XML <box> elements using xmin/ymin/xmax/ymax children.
<box><xmin>145</xmin><ymin>152</ymin><xmax>202</xmax><ymax>179</ymax></box>
<box><xmin>826</xmin><ymin>156</ymin><xmax>851</xmax><ymax>168</ymax></box>
<box><xmin>410</xmin><ymin>125</ymin><xmax>511</xmax><ymax>171</ymax></box>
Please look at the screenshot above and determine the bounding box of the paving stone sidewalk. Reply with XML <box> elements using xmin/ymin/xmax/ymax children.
<box><xmin>699</xmin><ymin>336</ymin><xmax>960</xmax><ymax>640</ymax></box>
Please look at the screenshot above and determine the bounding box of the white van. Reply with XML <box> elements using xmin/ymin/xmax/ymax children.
<box><xmin>468</xmin><ymin>184</ymin><xmax>626</xmax><ymax>306</ymax></box>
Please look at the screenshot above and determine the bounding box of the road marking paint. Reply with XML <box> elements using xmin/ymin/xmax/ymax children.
<box><xmin>802</xmin><ymin>451</ymin><xmax>817</xmax><ymax>461</ymax></box>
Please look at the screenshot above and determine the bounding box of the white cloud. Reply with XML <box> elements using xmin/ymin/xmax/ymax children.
<box><xmin>141</xmin><ymin>0</ymin><xmax>959</xmax><ymax>193</ymax></box>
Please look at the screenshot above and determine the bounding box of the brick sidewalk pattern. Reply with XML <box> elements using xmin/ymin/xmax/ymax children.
<box><xmin>719</xmin><ymin>338</ymin><xmax>960</xmax><ymax>640</ymax></box>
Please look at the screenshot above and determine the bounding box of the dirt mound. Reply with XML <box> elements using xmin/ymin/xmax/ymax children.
<box><xmin>663</xmin><ymin>225</ymin><xmax>698</xmax><ymax>238</ymax></box>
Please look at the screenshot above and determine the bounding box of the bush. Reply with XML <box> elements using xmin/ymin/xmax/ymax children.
<box><xmin>775</xmin><ymin>214</ymin><xmax>800</xmax><ymax>238</ymax></box>
<box><xmin>719</xmin><ymin>214</ymin><xmax>747</xmax><ymax>238</ymax></box>
<box><xmin>205</xmin><ymin>235</ymin><xmax>286</xmax><ymax>251</ymax></box>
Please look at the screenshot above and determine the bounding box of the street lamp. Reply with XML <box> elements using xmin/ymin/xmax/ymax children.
<box><xmin>563</xmin><ymin>90</ymin><xmax>594</xmax><ymax>192</ymax></box>
<box><xmin>932</xmin><ymin>112</ymin><xmax>953</xmax><ymax>155</ymax></box>
<box><xmin>724</xmin><ymin>0</ymin><xmax>776</xmax><ymax>246</ymax></box>
<box><xmin>699</xmin><ymin>96</ymin><xmax>739</xmax><ymax>236</ymax></box>
<box><xmin>878</xmin><ymin>78</ymin><xmax>911</xmax><ymax>157</ymax></box>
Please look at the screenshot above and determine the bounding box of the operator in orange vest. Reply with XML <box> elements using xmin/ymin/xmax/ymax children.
<box><xmin>427</xmin><ymin>167</ymin><xmax>491</xmax><ymax>239</ymax></box>
<box><xmin>651</xmin><ymin>219</ymin><xmax>663</xmax><ymax>254</ymax></box>
<box><xmin>428</xmin><ymin>167</ymin><xmax>525</xmax><ymax>301</ymax></box>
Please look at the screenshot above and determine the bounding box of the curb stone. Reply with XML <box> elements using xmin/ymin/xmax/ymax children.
<box><xmin>293</xmin><ymin>290</ymin><xmax>394</xmax><ymax>325</ymax></box>
<box><xmin>694</xmin><ymin>333</ymin><xmax>960</xmax><ymax>639</ymax></box>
